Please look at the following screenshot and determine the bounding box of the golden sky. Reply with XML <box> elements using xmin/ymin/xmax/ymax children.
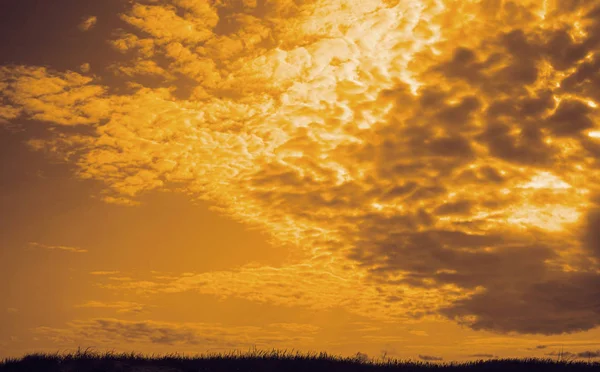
<box><xmin>2</xmin><ymin>0</ymin><xmax>600</xmax><ymax>363</ymax></box>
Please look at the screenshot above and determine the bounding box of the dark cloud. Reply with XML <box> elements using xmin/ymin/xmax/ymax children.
<box><xmin>434</xmin><ymin>200</ymin><xmax>474</xmax><ymax>216</ymax></box>
<box><xmin>479</xmin><ymin>166</ymin><xmax>505</xmax><ymax>184</ymax></box>
<box><xmin>577</xmin><ymin>350</ymin><xmax>600</xmax><ymax>359</ymax></box>
<box><xmin>342</xmin><ymin>0</ymin><xmax>600</xmax><ymax>337</ymax></box>
<box><xmin>546</xmin><ymin>350</ymin><xmax>600</xmax><ymax>359</ymax></box>
<box><xmin>583</xmin><ymin>209</ymin><xmax>600</xmax><ymax>260</ymax></box>
<box><xmin>351</xmin><ymin>227</ymin><xmax>554</xmax><ymax>290</ymax></box>
<box><xmin>440</xmin><ymin>272</ymin><xmax>600</xmax><ymax>334</ymax></box>
<box><xmin>496</xmin><ymin>30</ymin><xmax>540</xmax><ymax>86</ymax></box>
<box><xmin>519</xmin><ymin>90</ymin><xmax>556</xmax><ymax>118</ymax></box>
<box><xmin>427</xmin><ymin>136</ymin><xmax>474</xmax><ymax>158</ymax></box>
<box><xmin>34</xmin><ymin>318</ymin><xmax>319</xmax><ymax>350</ymax></box>
<box><xmin>454</xmin><ymin>166</ymin><xmax>506</xmax><ymax>186</ymax></box>
<box><xmin>180</xmin><ymin>0</ymin><xmax>600</xmax><ymax>338</ymax></box>
<box><xmin>379</xmin><ymin>182</ymin><xmax>418</xmax><ymax>201</ymax></box>
<box><xmin>418</xmin><ymin>354</ymin><xmax>443</xmax><ymax>361</ymax></box>
<box><xmin>468</xmin><ymin>354</ymin><xmax>497</xmax><ymax>358</ymax></box>
<box><xmin>435</xmin><ymin>96</ymin><xmax>481</xmax><ymax>127</ymax></box>
<box><xmin>561</xmin><ymin>54</ymin><xmax>600</xmax><ymax>102</ymax></box>
<box><xmin>434</xmin><ymin>47</ymin><xmax>487</xmax><ymax>85</ymax></box>
<box><xmin>91</xmin><ymin>319</ymin><xmax>200</xmax><ymax>345</ymax></box>
<box><xmin>545</xmin><ymin>99</ymin><xmax>595</xmax><ymax>137</ymax></box>
<box><xmin>476</xmin><ymin>121</ymin><xmax>556</xmax><ymax>166</ymax></box>
<box><xmin>546</xmin><ymin>351</ymin><xmax>575</xmax><ymax>357</ymax></box>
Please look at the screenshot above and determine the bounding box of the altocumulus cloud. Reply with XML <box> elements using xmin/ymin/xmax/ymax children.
<box><xmin>2</xmin><ymin>0</ymin><xmax>600</xmax><ymax>336</ymax></box>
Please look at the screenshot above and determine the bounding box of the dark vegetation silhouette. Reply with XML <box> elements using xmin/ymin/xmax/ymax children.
<box><xmin>1</xmin><ymin>347</ymin><xmax>599</xmax><ymax>372</ymax></box>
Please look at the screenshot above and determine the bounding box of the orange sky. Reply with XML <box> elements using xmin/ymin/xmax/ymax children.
<box><xmin>1</xmin><ymin>0</ymin><xmax>600</xmax><ymax>363</ymax></box>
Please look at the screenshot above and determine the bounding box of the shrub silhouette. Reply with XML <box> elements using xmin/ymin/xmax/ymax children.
<box><xmin>1</xmin><ymin>347</ymin><xmax>599</xmax><ymax>372</ymax></box>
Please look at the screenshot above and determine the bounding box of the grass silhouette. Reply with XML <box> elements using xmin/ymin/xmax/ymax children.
<box><xmin>1</xmin><ymin>347</ymin><xmax>599</xmax><ymax>371</ymax></box>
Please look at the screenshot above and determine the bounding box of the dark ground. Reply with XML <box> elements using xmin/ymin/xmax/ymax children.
<box><xmin>1</xmin><ymin>349</ymin><xmax>599</xmax><ymax>372</ymax></box>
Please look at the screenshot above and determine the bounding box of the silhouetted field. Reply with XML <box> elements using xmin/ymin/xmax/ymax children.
<box><xmin>1</xmin><ymin>348</ymin><xmax>599</xmax><ymax>372</ymax></box>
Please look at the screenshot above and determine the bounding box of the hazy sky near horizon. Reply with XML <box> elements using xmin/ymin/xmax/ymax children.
<box><xmin>2</xmin><ymin>0</ymin><xmax>600</xmax><ymax>362</ymax></box>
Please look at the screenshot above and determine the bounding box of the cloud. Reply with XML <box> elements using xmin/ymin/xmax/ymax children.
<box><xmin>120</xmin><ymin>4</ymin><xmax>216</xmax><ymax>44</ymax></box>
<box><xmin>418</xmin><ymin>354</ymin><xmax>443</xmax><ymax>361</ymax></box>
<box><xmin>2</xmin><ymin>0</ymin><xmax>600</xmax><ymax>338</ymax></box>
<box><xmin>6</xmin><ymin>308</ymin><xmax>18</xmax><ymax>313</ymax></box>
<box><xmin>439</xmin><ymin>271</ymin><xmax>600</xmax><ymax>335</ymax></box>
<box><xmin>545</xmin><ymin>351</ymin><xmax>574</xmax><ymax>357</ymax></box>
<box><xmin>28</xmin><ymin>242</ymin><xmax>88</xmax><ymax>253</ymax></box>
<box><xmin>89</xmin><ymin>271</ymin><xmax>120</xmax><ymax>276</ymax></box>
<box><xmin>578</xmin><ymin>350</ymin><xmax>600</xmax><ymax>359</ymax></box>
<box><xmin>546</xmin><ymin>350</ymin><xmax>600</xmax><ymax>359</ymax></box>
<box><xmin>78</xmin><ymin>16</ymin><xmax>98</xmax><ymax>32</ymax></box>
<box><xmin>340</xmin><ymin>0</ymin><xmax>600</xmax><ymax>335</ymax></box>
<box><xmin>107</xmin><ymin>276</ymin><xmax>134</xmax><ymax>282</ymax></box>
<box><xmin>32</xmin><ymin>318</ymin><xmax>318</xmax><ymax>349</ymax></box>
<box><xmin>468</xmin><ymin>354</ymin><xmax>497</xmax><ymax>358</ymax></box>
<box><xmin>94</xmin><ymin>262</ymin><xmax>473</xmax><ymax>322</ymax></box>
<box><xmin>582</xmin><ymin>208</ymin><xmax>600</xmax><ymax>260</ymax></box>
<box><xmin>75</xmin><ymin>301</ymin><xmax>154</xmax><ymax>314</ymax></box>
<box><xmin>267</xmin><ymin>323</ymin><xmax>320</xmax><ymax>334</ymax></box>
<box><xmin>0</xmin><ymin>66</ymin><xmax>109</xmax><ymax>126</ymax></box>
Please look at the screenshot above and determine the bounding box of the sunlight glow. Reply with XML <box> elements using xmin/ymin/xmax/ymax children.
<box><xmin>521</xmin><ymin>172</ymin><xmax>572</xmax><ymax>190</ymax></box>
<box><xmin>588</xmin><ymin>131</ymin><xmax>600</xmax><ymax>139</ymax></box>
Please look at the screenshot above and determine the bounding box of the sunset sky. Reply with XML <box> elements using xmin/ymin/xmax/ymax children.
<box><xmin>2</xmin><ymin>0</ymin><xmax>600</xmax><ymax>363</ymax></box>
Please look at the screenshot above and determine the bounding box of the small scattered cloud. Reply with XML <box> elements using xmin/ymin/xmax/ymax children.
<box><xmin>75</xmin><ymin>301</ymin><xmax>154</xmax><ymax>314</ymax></box>
<box><xmin>577</xmin><ymin>350</ymin><xmax>600</xmax><ymax>359</ymax></box>
<box><xmin>468</xmin><ymin>354</ymin><xmax>497</xmax><ymax>358</ymax></box>
<box><xmin>545</xmin><ymin>350</ymin><xmax>600</xmax><ymax>359</ymax></box>
<box><xmin>526</xmin><ymin>344</ymin><xmax>549</xmax><ymax>350</ymax></box>
<box><xmin>79</xmin><ymin>16</ymin><xmax>97</xmax><ymax>31</ymax></box>
<box><xmin>408</xmin><ymin>330</ymin><xmax>429</xmax><ymax>337</ymax></box>
<box><xmin>546</xmin><ymin>351</ymin><xmax>575</xmax><ymax>357</ymax></box>
<box><xmin>107</xmin><ymin>276</ymin><xmax>133</xmax><ymax>282</ymax></box>
<box><xmin>28</xmin><ymin>242</ymin><xmax>87</xmax><ymax>253</ymax></box>
<box><xmin>418</xmin><ymin>354</ymin><xmax>443</xmax><ymax>361</ymax></box>
<box><xmin>6</xmin><ymin>308</ymin><xmax>18</xmax><ymax>313</ymax></box>
<box><xmin>90</xmin><ymin>271</ymin><xmax>120</xmax><ymax>276</ymax></box>
<box><xmin>102</xmin><ymin>196</ymin><xmax>142</xmax><ymax>206</ymax></box>
<box><xmin>80</xmin><ymin>63</ymin><xmax>91</xmax><ymax>73</ymax></box>
<box><xmin>266</xmin><ymin>323</ymin><xmax>320</xmax><ymax>333</ymax></box>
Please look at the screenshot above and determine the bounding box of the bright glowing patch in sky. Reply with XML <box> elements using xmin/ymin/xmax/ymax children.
<box><xmin>521</xmin><ymin>172</ymin><xmax>572</xmax><ymax>190</ymax></box>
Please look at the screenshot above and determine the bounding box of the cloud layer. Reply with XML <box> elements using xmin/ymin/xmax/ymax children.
<box><xmin>2</xmin><ymin>0</ymin><xmax>600</xmax><ymax>336</ymax></box>
<box><xmin>33</xmin><ymin>318</ymin><xmax>319</xmax><ymax>350</ymax></box>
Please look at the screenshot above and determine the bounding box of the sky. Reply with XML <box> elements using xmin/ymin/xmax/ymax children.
<box><xmin>1</xmin><ymin>0</ymin><xmax>600</xmax><ymax>363</ymax></box>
